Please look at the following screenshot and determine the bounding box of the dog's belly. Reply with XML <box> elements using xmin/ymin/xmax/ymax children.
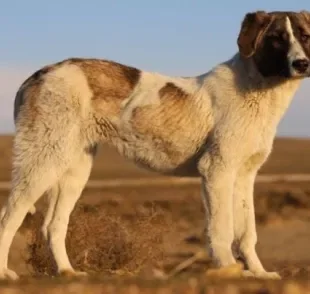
<box><xmin>106</xmin><ymin>123</ymin><xmax>207</xmax><ymax>176</ymax></box>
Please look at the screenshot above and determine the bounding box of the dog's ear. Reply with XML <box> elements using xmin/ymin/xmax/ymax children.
<box><xmin>237</xmin><ymin>11</ymin><xmax>274</xmax><ymax>58</ymax></box>
<box><xmin>301</xmin><ymin>10</ymin><xmax>310</xmax><ymax>24</ymax></box>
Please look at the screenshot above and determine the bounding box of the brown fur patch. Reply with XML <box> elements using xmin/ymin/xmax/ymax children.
<box><xmin>131</xmin><ymin>82</ymin><xmax>192</xmax><ymax>139</ymax></box>
<box><xmin>68</xmin><ymin>58</ymin><xmax>141</xmax><ymax>116</ymax></box>
<box><xmin>301</xmin><ymin>10</ymin><xmax>310</xmax><ymax>22</ymax></box>
<box><xmin>288</xmin><ymin>12</ymin><xmax>310</xmax><ymax>59</ymax></box>
<box><xmin>14</xmin><ymin>58</ymin><xmax>141</xmax><ymax>125</ymax></box>
<box><xmin>237</xmin><ymin>11</ymin><xmax>275</xmax><ymax>58</ymax></box>
<box><xmin>129</xmin><ymin>82</ymin><xmax>204</xmax><ymax>164</ymax></box>
<box><xmin>158</xmin><ymin>82</ymin><xmax>190</xmax><ymax>99</ymax></box>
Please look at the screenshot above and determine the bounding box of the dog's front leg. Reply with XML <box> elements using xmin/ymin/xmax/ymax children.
<box><xmin>199</xmin><ymin>159</ymin><xmax>236</xmax><ymax>268</ymax></box>
<box><xmin>233</xmin><ymin>170</ymin><xmax>281</xmax><ymax>279</ymax></box>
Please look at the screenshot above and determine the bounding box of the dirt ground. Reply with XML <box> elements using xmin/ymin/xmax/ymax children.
<box><xmin>1</xmin><ymin>136</ymin><xmax>310</xmax><ymax>293</ymax></box>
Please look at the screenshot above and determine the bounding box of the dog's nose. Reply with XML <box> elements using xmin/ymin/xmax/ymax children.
<box><xmin>292</xmin><ymin>59</ymin><xmax>309</xmax><ymax>73</ymax></box>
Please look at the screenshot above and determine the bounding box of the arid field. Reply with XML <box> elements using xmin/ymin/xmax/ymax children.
<box><xmin>1</xmin><ymin>135</ymin><xmax>310</xmax><ymax>293</ymax></box>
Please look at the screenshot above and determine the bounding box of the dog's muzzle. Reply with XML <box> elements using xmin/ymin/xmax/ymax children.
<box><xmin>292</xmin><ymin>58</ymin><xmax>310</xmax><ymax>75</ymax></box>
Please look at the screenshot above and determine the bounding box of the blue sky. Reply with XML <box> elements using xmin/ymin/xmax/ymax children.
<box><xmin>1</xmin><ymin>0</ymin><xmax>310</xmax><ymax>136</ymax></box>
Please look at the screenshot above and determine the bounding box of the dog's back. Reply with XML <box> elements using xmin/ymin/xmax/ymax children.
<box><xmin>13</xmin><ymin>58</ymin><xmax>214</xmax><ymax>175</ymax></box>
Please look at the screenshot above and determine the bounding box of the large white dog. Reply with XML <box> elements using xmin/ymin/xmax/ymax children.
<box><xmin>0</xmin><ymin>10</ymin><xmax>310</xmax><ymax>280</ymax></box>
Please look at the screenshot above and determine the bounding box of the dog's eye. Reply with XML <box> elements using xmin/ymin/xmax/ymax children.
<box><xmin>267</xmin><ymin>34</ymin><xmax>283</xmax><ymax>48</ymax></box>
<box><xmin>301</xmin><ymin>34</ymin><xmax>310</xmax><ymax>42</ymax></box>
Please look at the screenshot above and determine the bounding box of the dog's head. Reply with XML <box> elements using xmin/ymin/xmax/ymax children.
<box><xmin>237</xmin><ymin>10</ymin><xmax>310</xmax><ymax>79</ymax></box>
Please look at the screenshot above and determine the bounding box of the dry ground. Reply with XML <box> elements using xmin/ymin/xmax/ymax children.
<box><xmin>0</xmin><ymin>135</ymin><xmax>310</xmax><ymax>293</ymax></box>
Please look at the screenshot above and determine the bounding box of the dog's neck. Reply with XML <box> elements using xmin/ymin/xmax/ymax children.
<box><xmin>196</xmin><ymin>52</ymin><xmax>302</xmax><ymax>103</ymax></box>
<box><xmin>230</xmin><ymin>52</ymin><xmax>302</xmax><ymax>94</ymax></box>
<box><xmin>195</xmin><ymin>52</ymin><xmax>302</xmax><ymax>124</ymax></box>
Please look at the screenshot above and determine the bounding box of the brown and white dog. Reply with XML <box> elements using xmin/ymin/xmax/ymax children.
<box><xmin>0</xmin><ymin>10</ymin><xmax>310</xmax><ymax>280</ymax></box>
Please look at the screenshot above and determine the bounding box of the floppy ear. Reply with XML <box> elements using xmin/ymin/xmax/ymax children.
<box><xmin>301</xmin><ymin>10</ymin><xmax>310</xmax><ymax>24</ymax></box>
<box><xmin>237</xmin><ymin>11</ymin><xmax>274</xmax><ymax>58</ymax></box>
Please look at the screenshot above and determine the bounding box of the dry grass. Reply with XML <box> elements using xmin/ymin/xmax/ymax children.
<box><xmin>18</xmin><ymin>183</ymin><xmax>310</xmax><ymax>279</ymax></box>
<box><xmin>26</xmin><ymin>202</ymin><xmax>173</xmax><ymax>278</ymax></box>
<box><xmin>254</xmin><ymin>186</ymin><xmax>310</xmax><ymax>224</ymax></box>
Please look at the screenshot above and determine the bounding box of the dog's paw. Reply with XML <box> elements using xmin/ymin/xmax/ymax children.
<box><xmin>59</xmin><ymin>269</ymin><xmax>88</xmax><ymax>278</ymax></box>
<box><xmin>256</xmin><ymin>271</ymin><xmax>281</xmax><ymax>280</ymax></box>
<box><xmin>206</xmin><ymin>262</ymin><xmax>244</xmax><ymax>279</ymax></box>
<box><xmin>242</xmin><ymin>270</ymin><xmax>281</xmax><ymax>280</ymax></box>
<box><xmin>0</xmin><ymin>269</ymin><xmax>19</xmax><ymax>281</ymax></box>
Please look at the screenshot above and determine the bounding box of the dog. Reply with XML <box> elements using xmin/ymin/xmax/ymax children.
<box><xmin>0</xmin><ymin>10</ymin><xmax>309</xmax><ymax>280</ymax></box>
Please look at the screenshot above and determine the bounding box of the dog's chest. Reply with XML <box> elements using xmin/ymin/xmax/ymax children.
<box><xmin>216</xmin><ymin>90</ymin><xmax>293</xmax><ymax>162</ymax></box>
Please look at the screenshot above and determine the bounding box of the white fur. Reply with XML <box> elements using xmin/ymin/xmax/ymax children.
<box><xmin>286</xmin><ymin>16</ymin><xmax>308</xmax><ymax>76</ymax></box>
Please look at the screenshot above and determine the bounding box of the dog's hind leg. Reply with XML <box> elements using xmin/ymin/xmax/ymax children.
<box><xmin>0</xmin><ymin>124</ymin><xmax>80</xmax><ymax>280</ymax></box>
<box><xmin>41</xmin><ymin>185</ymin><xmax>60</xmax><ymax>241</ymax></box>
<box><xmin>41</xmin><ymin>145</ymin><xmax>97</xmax><ymax>243</ymax></box>
<box><xmin>45</xmin><ymin>150</ymin><xmax>93</xmax><ymax>276</ymax></box>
